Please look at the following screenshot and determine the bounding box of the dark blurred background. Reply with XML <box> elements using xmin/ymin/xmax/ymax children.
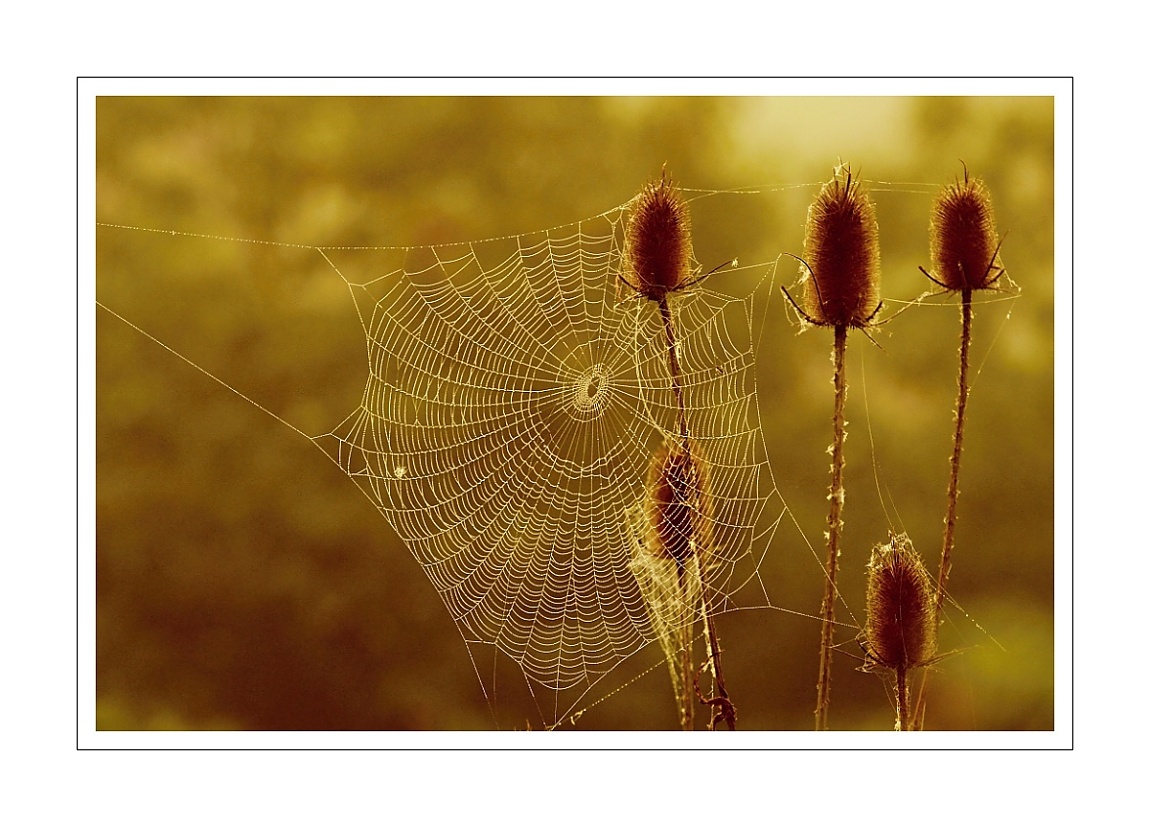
<box><xmin>95</xmin><ymin>95</ymin><xmax>1054</xmax><ymax>731</ymax></box>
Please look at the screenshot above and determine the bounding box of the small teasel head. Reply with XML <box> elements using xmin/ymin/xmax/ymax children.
<box><xmin>863</xmin><ymin>532</ymin><xmax>937</xmax><ymax>672</ymax></box>
<box><xmin>798</xmin><ymin>163</ymin><xmax>882</xmax><ymax>328</ymax></box>
<box><xmin>624</xmin><ymin>169</ymin><xmax>695</xmax><ymax>302</ymax></box>
<box><xmin>927</xmin><ymin>164</ymin><xmax>1004</xmax><ymax>291</ymax></box>
<box><xmin>646</xmin><ymin>441</ymin><xmax>710</xmax><ymax>567</ymax></box>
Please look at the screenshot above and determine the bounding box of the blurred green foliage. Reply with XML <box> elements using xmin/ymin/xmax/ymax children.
<box><xmin>96</xmin><ymin>96</ymin><xmax>1054</xmax><ymax>731</ymax></box>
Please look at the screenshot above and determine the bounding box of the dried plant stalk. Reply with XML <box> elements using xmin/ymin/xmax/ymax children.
<box><xmin>789</xmin><ymin>164</ymin><xmax>881</xmax><ymax>730</ymax></box>
<box><xmin>623</xmin><ymin>170</ymin><xmax>735</xmax><ymax>730</ymax></box>
<box><xmin>911</xmin><ymin>166</ymin><xmax>1005</xmax><ymax>730</ymax></box>
<box><xmin>635</xmin><ymin>442</ymin><xmax>712</xmax><ymax>730</ymax></box>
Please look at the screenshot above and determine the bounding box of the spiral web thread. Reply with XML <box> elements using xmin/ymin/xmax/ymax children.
<box><xmin>312</xmin><ymin>201</ymin><xmax>781</xmax><ymax>710</ymax></box>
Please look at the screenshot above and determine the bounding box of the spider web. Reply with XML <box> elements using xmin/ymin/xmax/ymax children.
<box><xmin>307</xmin><ymin>200</ymin><xmax>784</xmax><ymax>714</ymax></box>
<box><xmin>96</xmin><ymin>192</ymin><xmax>804</xmax><ymax>728</ymax></box>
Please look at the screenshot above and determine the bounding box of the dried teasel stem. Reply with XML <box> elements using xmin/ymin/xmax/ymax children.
<box><xmin>624</xmin><ymin>170</ymin><xmax>736</xmax><ymax>730</ymax></box>
<box><xmin>625</xmin><ymin>169</ymin><xmax>696</xmax><ymax>445</ymax></box>
<box><xmin>938</xmin><ymin>294</ymin><xmax>973</xmax><ymax>624</ymax></box>
<box><xmin>787</xmin><ymin>164</ymin><xmax>881</xmax><ymax>731</ymax></box>
<box><xmin>911</xmin><ymin>166</ymin><xmax>1004</xmax><ymax>730</ymax></box>
<box><xmin>646</xmin><ymin>443</ymin><xmax>725</xmax><ymax>731</ymax></box>
<box><xmin>863</xmin><ymin>533</ymin><xmax>937</xmax><ymax>731</ymax></box>
<box><xmin>659</xmin><ymin>299</ymin><xmax>691</xmax><ymax>446</ymax></box>
<box><xmin>646</xmin><ymin>443</ymin><xmax>702</xmax><ymax>730</ymax></box>
<box><xmin>815</xmin><ymin>323</ymin><xmax>848</xmax><ymax>731</ymax></box>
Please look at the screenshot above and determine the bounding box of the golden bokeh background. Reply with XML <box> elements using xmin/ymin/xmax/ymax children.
<box><xmin>96</xmin><ymin>95</ymin><xmax>1054</xmax><ymax>731</ymax></box>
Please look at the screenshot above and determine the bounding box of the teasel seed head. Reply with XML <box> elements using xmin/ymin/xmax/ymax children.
<box><xmin>864</xmin><ymin>533</ymin><xmax>937</xmax><ymax>672</ymax></box>
<box><xmin>625</xmin><ymin>169</ymin><xmax>695</xmax><ymax>301</ymax></box>
<box><xmin>928</xmin><ymin>165</ymin><xmax>1003</xmax><ymax>291</ymax></box>
<box><xmin>646</xmin><ymin>441</ymin><xmax>710</xmax><ymax>567</ymax></box>
<box><xmin>800</xmin><ymin>164</ymin><xmax>881</xmax><ymax>328</ymax></box>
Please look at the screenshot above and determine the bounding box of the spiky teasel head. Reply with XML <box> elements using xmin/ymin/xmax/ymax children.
<box><xmin>799</xmin><ymin>164</ymin><xmax>882</xmax><ymax>328</ymax></box>
<box><xmin>646</xmin><ymin>441</ymin><xmax>711</xmax><ymax>567</ymax></box>
<box><xmin>863</xmin><ymin>533</ymin><xmax>937</xmax><ymax>672</ymax></box>
<box><xmin>928</xmin><ymin>165</ymin><xmax>1004</xmax><ymax>291</ymax></box>
<box><xmin>624</xmin><ymin>169</ymin><xmax>695</xmax><ymax>302</ymax></box>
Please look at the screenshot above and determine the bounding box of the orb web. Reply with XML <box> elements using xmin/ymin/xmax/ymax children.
<box><xmin>315</xmin><ymin>203</ymin><xmax>777</xmax><ymax>699</ymax></box>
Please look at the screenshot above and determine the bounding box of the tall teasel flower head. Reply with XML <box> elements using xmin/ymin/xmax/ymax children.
<box><xmin>645</xmin><ymin>441</ymin><xmax>710</xmax><ymax>567</ymax></box>
<box><xmin>624</xmin><ymin>169</ymin><xmax>695</xmax><ymax>302</ymax></box>
<box><xmin>863</xmin><ymin>533</ymin><xmax>937</xmax><ymax>673</ymax></box>
<box><xmin>927</xmin><ymin>165</ymin><xmax>1004</xmax><ymax>291</ymax></box>
<box><xmin>799</xmin><ymin>164</ymin><xmax>882</xmax><ymax>328</ymax></box>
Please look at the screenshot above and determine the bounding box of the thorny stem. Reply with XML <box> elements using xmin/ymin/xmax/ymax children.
<box><xmin>658</xmin><ymin>296</ymin><xmax>736</xmax><ymax>730</ymax></box>
<box><xmin>939</xmin><ymin>289</ymin><xmax>973</xmax><ymax>620</ymax></box>
<box><xmin>699</xmin><ymin>586</ymin><xmax>736</xmax><ymax>729</ymax></box>
<box><xmin>659</xmin><ymin>298</ymin><xmax>691</xmax><ymax>446</ymax></box>
<box><xmin>676</xmin><ymin>565</ymin><xmax>694</xmax><ymax>731</ymax></box>
<box><xmin>895</xmin><ymin>665</ymin><xmax>909</xmax><ymax>731</ymax></box>
<box><xmin>815</xmin><ymin>324</ymin><xmax>848</xmax><ymax>731</ymax></box>
<box><xmin>664</xmin><ymin>297</ymin><xmax>697</xmax><ymax>730</ymax></box>
<box><xmin>911</xmin><ymin>287</ymin><xmax>973</xmax><ymax>730</ymax></box>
